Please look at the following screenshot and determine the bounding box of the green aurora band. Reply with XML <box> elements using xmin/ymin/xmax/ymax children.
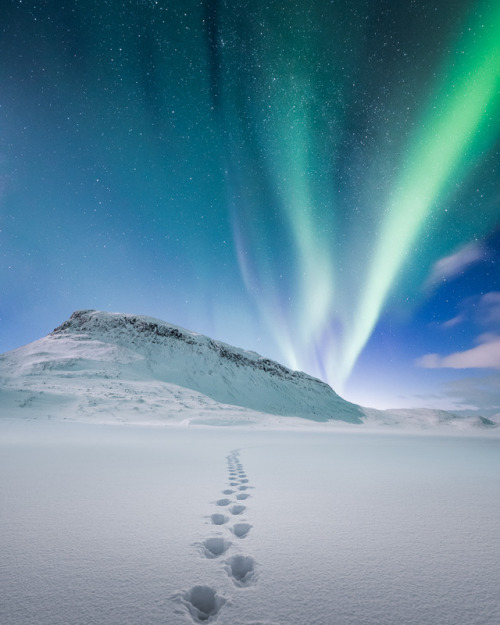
<box><xmin>224</xmin><ymin>0</ymin><xmax>500</xmax><ymax>391</ymax></box>
<box><xmin>341</xmin><ymin>2</ymin><xmax>500</xmax><ymax>388</ymax></box>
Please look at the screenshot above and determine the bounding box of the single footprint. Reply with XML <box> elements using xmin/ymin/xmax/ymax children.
<box><xmin>225</xmin><ymin>555</ymin><xmax>256</xmax><ymax>587</ymax></box>
<box><xmin>236</xmin><ymin>493</ymin><xmax>250</xmax><ymax>500</ymax></box>
<box><xmin>238</xmin><ymin>485</ymin><xmax>249</xmax><ymax>491</ymax></box>
<box><xmin>232</xmin><ymin>522</ymin><xmax>252</xmax><ymax>538</ymax></box>
<box><xmin>230</xmin><ymin>504</ymin><xmax>246</xmax><ymax>515</ymax></box>
<box><xmin>182</xmin><ymin>585</ymin><xmax>226</xmax><ymax>622</ymax></box>
<box><xmin>216</xmin><ymin>498</ymin><xmax>231</xmax><ymax>507</ymax></box>
<box><xmin>210</xmin><ymin>513</ymin><xmax>228</xmax><ymax>526</ymax></box>
<box><xmin>229</xmin><ymin>482</ymin><xmax>238</xmax><ymax>487</ymax></box>
<box><xmin>222</xmin><ymin>489</ymin><xmax>234</xmax><ymax>495</ymax></box>
<box><xmin>239</xmin><ymin>479</ymin><xmax>249</xmax><ymax>484</ymax></box>
<box><xmin>199</xmin><ymin>537</ymin><xmax>232</xmax><ymax>559</ymax></box>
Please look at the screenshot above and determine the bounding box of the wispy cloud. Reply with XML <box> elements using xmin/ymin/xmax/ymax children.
<box><xmin>441</xmin><ymin>314</ymin><xmax>465</xmax><ymax>328</ymax></box>
<box><xmin>415</xmin><ymin>290</ymin><xmax>500</xmax><ymax>414</ymax></box>
<box><xmin>477</xmin><ymin>291</ymin><xmax>500</xmax><ymax>326</ymax></box>
<box><xmin>416</xmin><ymin>334</ymin><xmax>500</xmax><ymax>370</ymax></box>
<box><xmin>426</xmin><ymin>291</ymin><xmax>500</xmax><ymax>364</ymax></box>
<box><xmin>424</xmin><ymin>242</ymin><xmax>485</xmax><ymax>290</ymax></box>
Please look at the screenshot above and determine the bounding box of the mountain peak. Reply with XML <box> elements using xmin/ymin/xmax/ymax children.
<box><xmin>0</xmin><ymin>309</ymin><xmax>364</xmax><ymax>425</ymax></box>
<box><xmin>51</xmin><ymin>310</ymin><xmax>334</xmax><ymax>389</ymax></box>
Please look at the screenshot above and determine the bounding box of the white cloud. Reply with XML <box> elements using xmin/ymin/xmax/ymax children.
<box><xmin>416</xmin><ymin>334</ymin><xmax>500</xmax><ymax>370</ymax></box>
<box><xmin>425</xmin><ymin>242</ymin><xmax>484</xmax><ymax>289</ymax></box>
<box><xmin>477</xmin><ymin>291</ymin><xmax>500</xmax><ymax>326</ymax></box>
<box><xmin>441</xmin><ymin>314</ymin><xmax>465</xmax><ymax>328</ymax></box>
<box><xmin>416</xmin><ymin>353</ymin><xmax>441</xmax><ymax>368</ymax></box>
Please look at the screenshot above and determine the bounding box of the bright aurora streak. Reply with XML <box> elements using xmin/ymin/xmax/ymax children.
<box><xmin>1</xmin><ymin>0</ymin><xmax>499</xmax><ymax>409</ymax></box>
<box><xmin>344</xmin><ymin>3</ymin><xmax>500</xmax><ymax>389</ymax></box>
<box><xmin>222</xmin><ymin>0</ymin><xmax>500</xmax><ymax>392</ymax></box>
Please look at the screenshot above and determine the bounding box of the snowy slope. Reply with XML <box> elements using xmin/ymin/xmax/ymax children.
<box><xmin>0</xmin><ymin>309</ymin><xmax>364</xmax><ymax>425</ymax></box>
<box><xmin>0</xmin><ymin>310</ymin><xmax>496</xmax><ymax>431</ymax></box>
<box><xmin>2</xmin><ymin>423</ymin><xmax>500</xmax><ymax>625</ymax></box>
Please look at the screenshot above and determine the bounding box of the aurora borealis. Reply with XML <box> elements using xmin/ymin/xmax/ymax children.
<box><xmin>1</xmin><ymin>0</ymin><xmax>499</xmax><ymax>412</ymax></box>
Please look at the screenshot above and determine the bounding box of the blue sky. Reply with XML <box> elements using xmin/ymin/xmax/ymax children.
<box><xmin>1</xmin><ymin>0</ymin><xmax>499</xmax><ymax>413</ymax></box>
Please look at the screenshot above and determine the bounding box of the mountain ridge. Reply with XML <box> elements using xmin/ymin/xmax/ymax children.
<box><xmin>51</xmin><ymin>310</ymin><xmax>333</xmax><ymax>387</ymax></box>
<box><xmin>0</xmin><ymin>309</ymin><xmax>364</xmax><ymax>425</ymax></box>
<box><xmin>0</xmin><ymin>310</ymin><xmax>496</xmax><ymax>432</ymax></box>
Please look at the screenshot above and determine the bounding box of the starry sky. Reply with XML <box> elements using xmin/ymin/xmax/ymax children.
<box><xmin>1</xmin><ymin>0</ymin><xmax>499</xmax><ymax>414</ymax></box>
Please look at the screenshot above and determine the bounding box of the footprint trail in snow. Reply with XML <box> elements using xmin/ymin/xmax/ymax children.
<box><xmin>180</xmin><ymin>448</ymin><xmax>257</xmax><ymax>622</ymax></box>
<box><xmin>222</xmin><ymin>450</ymin><xmax>257</xmax><ymax>586</ymax></box>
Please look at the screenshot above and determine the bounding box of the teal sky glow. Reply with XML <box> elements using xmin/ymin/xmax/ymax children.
<box><xmin>1</xmin><ymin>0</ymin><xmax>499</xmax><ymax>413</ymax></box>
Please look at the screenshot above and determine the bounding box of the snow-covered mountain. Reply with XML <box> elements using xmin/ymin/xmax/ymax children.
<box><xmin>0</xmin><ymin>309</ymin><xmax>496</xmax><ymax>431</ymax></box>
<box><xmin>0</xmin><ymin>309</ymin><xmax>364</xmax><ymax>425</ymax></box>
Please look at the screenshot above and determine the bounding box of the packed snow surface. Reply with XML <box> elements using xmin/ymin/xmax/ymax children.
<box><xmin>1</xmin><ymin>420</ymin><xmax>499</xmax><ymax>625</ymax></box>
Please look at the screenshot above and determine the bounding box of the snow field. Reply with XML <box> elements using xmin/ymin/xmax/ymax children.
<box><xmin>176</xmin><ymin>448</ymin><xmax>258</xmax><ymax>622</ymax></box>
<box><xmin>1</xmin><ymin>421</ymin><xmax>499</xmax><ymax>625</ymax></box>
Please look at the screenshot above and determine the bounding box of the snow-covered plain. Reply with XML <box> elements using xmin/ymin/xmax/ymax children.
<box><xmin>1</xmin><ymin>419</ymin><xmax>499</xmax><ymax>625</ymax></box>
<box><xmin>2</xmin><ymin>310</ymin><xmax>499</xmax><ymax>623</ymax></box>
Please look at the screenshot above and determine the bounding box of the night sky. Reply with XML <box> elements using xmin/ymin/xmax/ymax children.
<box><xmin>1</xmin><ymin>0</ymin><xmax>499</xmax><ymax>413</ymax></box>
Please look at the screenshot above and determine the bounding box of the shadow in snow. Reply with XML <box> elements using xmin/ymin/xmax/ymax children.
<box><xmin>182</xmin><ymin>585</ymin><xmax>226</xmax><ymax>622</ymax></box>
<box><xmin>229</xmin><ymin>504</ymin><xmax>246</xmax><ymax>515</ymax></box>
<box><xmin>198</xmin><ymin>537</ymin><xmax>232</xmax><ymax>559</ymax></box>
<box><xmin>225</xmin><ymin>555</ymin><xmax>257</xmax><ymax>587</ymax></box>
<box><xmin>232</xmin><ymin>522</ymin><xmax>252</xmax><ymax>538</ymax></box>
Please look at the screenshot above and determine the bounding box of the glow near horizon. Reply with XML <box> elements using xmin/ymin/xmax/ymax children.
<box><xmin>234</xmin><ymin>2</ymin><xmax>500</xmax><ymax>391</ymax></box>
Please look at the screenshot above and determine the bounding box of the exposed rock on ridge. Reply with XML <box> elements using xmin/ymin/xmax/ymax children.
<box><xmin>1</xmin><ymin>309</ymin><xmax>365</xmax><ymax>425</ymax></box>
<box><xmin>52</xmin><ymin>310</ymin><xmax>328</xmax><ymax>386</ymax></box>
